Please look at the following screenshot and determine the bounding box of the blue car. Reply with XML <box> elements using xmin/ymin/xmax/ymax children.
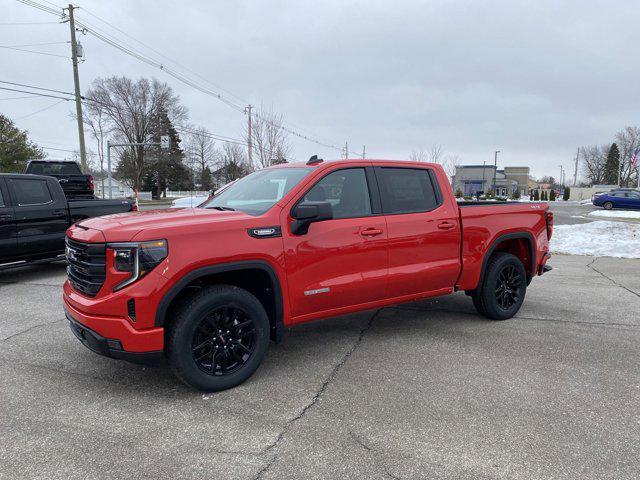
<box><xmin>593</xmin><ymin>189</ymin><xmax>640</xmax><ymax>210</ymax></box>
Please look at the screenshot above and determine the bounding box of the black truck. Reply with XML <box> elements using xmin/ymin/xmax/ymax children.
<box><xmin>24</xmin><ymin>160</ymin><xmax>94</xmax><ymax>198</ymax></box>
<box><xmin>0</xmin><ymin>173</ymin><xmax>137</xmax><ymax>267</ymax></box>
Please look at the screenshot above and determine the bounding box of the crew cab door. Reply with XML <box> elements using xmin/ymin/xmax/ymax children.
<box><xmin>7</xmin><ymin>177</ymin><xmax>69</xmax><ymax>256</ymax></box>
<box><xmin>374</xmin><ymin>166</ymin><xmax>461</xmax><ymax>298</ymax></box>
<box><xmin>282</xmin><ymin>166</ymin><xmax>388</xmax><ymax>319</ymax></box>
<box><xmin>0</xmin><ymin>178</ymin><xmax>18</xmax><ymax>261</ymax></box>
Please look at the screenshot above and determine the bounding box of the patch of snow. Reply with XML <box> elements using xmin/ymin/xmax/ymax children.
<box><xmin>588</xmin><ymin>210</ymin><xmax>640</xmax><ymax>220</ymax></box>
<box><xmin>580</xmin><ymin>199</ymin><xmax>593</xmax><ymax>205</ymax></box>
<box><xmin>551</xmin><ymin>221</ymin><xmax>640</xmax><ymax>258</ymax></box>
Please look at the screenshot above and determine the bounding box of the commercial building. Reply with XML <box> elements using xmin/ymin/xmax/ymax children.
<box><xmin>451</xmin><ymin>165</ymin><xmax>531</xmax><ymax>197</ymax></box>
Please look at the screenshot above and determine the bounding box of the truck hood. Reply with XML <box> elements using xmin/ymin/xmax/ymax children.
<box><xmin>75</xmin><ymin>207</ymin><xmax>252</xmax><ymax>242</ymax></box>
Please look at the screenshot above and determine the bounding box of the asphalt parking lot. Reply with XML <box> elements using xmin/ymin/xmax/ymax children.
<box><xmin>1</xmin><ymin>254</ymin><xmax>639</xmax><ymax>480</ymax></box>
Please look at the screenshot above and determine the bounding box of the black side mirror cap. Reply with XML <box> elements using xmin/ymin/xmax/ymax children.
<box><xmin>291</xmin><ymin>201</ymin><xmax>333</xmax><ymax>235</ymax></box>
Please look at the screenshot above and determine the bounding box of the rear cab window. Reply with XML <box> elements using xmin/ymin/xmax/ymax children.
<box><xmin>376</xmin><ymin>167</ymin><xmax>441</xmax><ymax>214</ymax></box>
<box><xmin>8</xmin><ymin>178</ymin><xmax>54</xmax><ymax>206</ymax></box>
<box><xmin>26</xmin><ymin>161</ymin><xmax>82</xmax><ymax>176</ymax></box>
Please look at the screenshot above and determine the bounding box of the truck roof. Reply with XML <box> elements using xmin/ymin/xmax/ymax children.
<box><xmin>269</xmin><ymin>158</ymin><xmax>439</xmax><ymax>169</ymax></box>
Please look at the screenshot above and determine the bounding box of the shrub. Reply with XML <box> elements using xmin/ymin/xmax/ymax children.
<box><xmin>511</xmin><ymin>189</ymin><xmax>521</xmax><ymax>200</ymax></box>
<box><xmin>455</xmin><ymin>188</ymin><xmax>463</xmax><ymax>198</ymax></box>
<box><xmin>533</xmin><ymin>190</ymin><xmax>540</xmax><ymax>201</ymax></box>
<box><xmin>549</xmin><ymin>189</ymin><xmax>556</xmax><ymax>201</ymax></box>
<box><xmin>563</xmin><ymin>187</ymin><xmax>570</xmax><ymax>201</ymax></box>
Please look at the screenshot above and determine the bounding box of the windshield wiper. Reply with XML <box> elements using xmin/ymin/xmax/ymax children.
<box><xmin>210</xmin><ymin>206</ymin><xmax>236</xmax><ymax>211</ymax></box>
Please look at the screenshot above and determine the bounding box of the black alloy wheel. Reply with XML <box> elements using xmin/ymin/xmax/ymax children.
<box><xmin>494</xmin><ymin>264</ymin><xmax>522</xmax><ymax>310</ymax></box>
<box><xmin>471</xmin><ymin>252</ymin><xmax>527</xmax><ymax>320</ymax></box>
<box><xmin>192</xmin><ymin>306</ymin><xmax>256</xmax><ymax>376</ymax></box>
<box><xmin>168</xmin><ymin>285</ymin><xmax>270</xmax><ymax>391</ymax></box>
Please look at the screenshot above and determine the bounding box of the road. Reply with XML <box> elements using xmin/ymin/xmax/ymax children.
<box><xmin>1</xmin><ymin>255</ymin><xmax>639</xmax><ymax>479</ymax></box>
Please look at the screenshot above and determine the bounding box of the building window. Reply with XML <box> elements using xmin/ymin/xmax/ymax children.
<box><xmin>463</xmin><ymin>181</ymin><xmax>483</xmax><ymax>196</ymax></box>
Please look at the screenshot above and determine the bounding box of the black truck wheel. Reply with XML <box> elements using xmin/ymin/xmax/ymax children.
<box><xmin>472</xmin><ymin>252</ymin><xmax>527</xmax><ymax>320</ymax></box>
<box><xmin>168</xmin><ymin>285</ymin><xmax>270</xmax><ymax>391</ymax></box>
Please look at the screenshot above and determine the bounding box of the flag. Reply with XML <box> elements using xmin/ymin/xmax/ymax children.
<box><xmin>632</xmin><ymin>149</ymin><xmax>639</xmax><ymax>168</ymax></box>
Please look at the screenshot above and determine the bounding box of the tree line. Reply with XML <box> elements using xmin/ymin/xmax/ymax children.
<box><xmin>579</xmin><ymin>126</ymin><xmax>639</xmax><ymax>187</ymax></box>
<box><xmin>0</xmin><ymin>76</ymin><xmax>291</xmax><ymax>198</ymax></box>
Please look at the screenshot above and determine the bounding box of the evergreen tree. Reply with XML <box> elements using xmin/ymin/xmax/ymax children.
<box><xmin>563</xmin><ymin>187</ymin><xmax>570</xmax><ymax>201</ymax></box>
<box><xmin>0</xmin><ymin>113</ymin><xmax>45</xmax><ymax>172</ymax></box>
<box><xmin>455</xmin><ymin>188</ymin><xmax>463</xmax><ymax>198</ymax></box>
<box><xmin>145</xmin><ymin>106</ymin><xmax>189</xmax><ymax>198</ymax></box>
<box><xmin>549</xmin><ymin>189</ymin><xmax>556</xmax><ymax>201</ymax></box>
<box><xmin>533</xmin><ymin>190</ymin><xmax>540</xmax><ymax>201</ymax></box>
<box><xmin>603</xmin><ymin>143</ymin><xmax>620</xmax><ymax>185</ymax></box>
<box><xmin>511</xmin><ymin>189</ymin><xmax>521</xmax><ymax>200</ymax></box>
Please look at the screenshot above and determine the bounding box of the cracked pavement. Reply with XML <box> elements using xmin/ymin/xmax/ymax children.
<box><xmin>1</xmin><ymin>255</ymin><xmax>640</xmax><ymax>479</ymax></box>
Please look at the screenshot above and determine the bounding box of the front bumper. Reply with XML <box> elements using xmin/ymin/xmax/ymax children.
<box><xmin>64</xmin><ymin>297</ymin><xmax>165</xmax><ymax>364</ymax></box>
<box><xmin>66</xmin><ymin>313</ymin><xmax>164</xmax><ymax>366</ymax></box>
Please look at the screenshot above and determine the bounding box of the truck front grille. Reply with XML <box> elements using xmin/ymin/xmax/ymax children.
<box><xmin>66</xmin><ymin>238</ymin><xmax>107</xmax><ymax>297</ymax></box>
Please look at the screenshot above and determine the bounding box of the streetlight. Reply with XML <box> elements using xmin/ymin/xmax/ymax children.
<box><xmin>492</xmin><ymin>150</ymin><xmax>500</xmax><ymax>195</ymax></box>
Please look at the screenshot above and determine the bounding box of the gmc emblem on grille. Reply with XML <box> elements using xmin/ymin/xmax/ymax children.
<box><xmin>66</xmin><ymin>246</ymin><xmax>78</xmax><ymax>262</ymax></box>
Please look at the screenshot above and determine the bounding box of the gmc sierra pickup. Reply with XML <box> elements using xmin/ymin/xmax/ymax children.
<box><xmin>0</xmin><ymin>173</ymin><xmax>136</xmax><ymax>267</ymax></box>
<box><xmin>63</xmin><ymin>158</ymin><xmax>552</xmax><ymax>391</ymax></box>
<box><xmin>24</xmin><ymin>160</ymin><xmax>94</xmax><ymax>198</ymax></box>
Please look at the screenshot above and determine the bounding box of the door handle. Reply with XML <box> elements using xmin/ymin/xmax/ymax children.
<box><xmin>437</xmin><ymin>221</ymin><xmax>456</xmax><ymax>230</ymax></box>
<box><xmin>360</xmin><ymin>228</ymin><xmax>383</xmax><ymax>237</ymax></box>
<box><xmin>52</xmin><ymin>210</ymin><xmax>67</xmax><ymax>217</ymax></box>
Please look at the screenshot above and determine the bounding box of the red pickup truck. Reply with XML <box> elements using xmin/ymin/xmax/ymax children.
<box><xmin>64</xmin><ymin>159</ymin><xmax>552</xmax><ymax>391</ymax></box>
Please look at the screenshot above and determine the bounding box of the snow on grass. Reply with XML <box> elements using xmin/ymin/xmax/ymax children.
<box><xmin>551</xmin><ymin>221</ymin><xmax>640</xmax><ymax>258</ymax></box>
<box><xmin>588</xmin><ymin>210</ymin><xmax>640</xmax><ymax>220</ymax></box>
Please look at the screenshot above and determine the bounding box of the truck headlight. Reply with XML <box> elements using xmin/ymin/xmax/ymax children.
<box><xmin>110</xmin><ymin>240</ymin><xmax>168</xmax><ymax>291</ymax></box>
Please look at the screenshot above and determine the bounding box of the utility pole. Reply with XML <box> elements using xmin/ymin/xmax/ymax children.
<box><xmin>573</xmin><ymin>148</ymin><xmax>579</xmax><ymax>186</ymax></box>
<box><xmin>362</xmin><ymin>145</ymin><xmax>366</xmax><ymax>159</ymax></box>
<box><xmin>66</xmin><ymin>4</ymin><xmax>87</xmax><ymax>172</ymax></box>
<box><xmin>245</xmin><ymin>104</ymin><xmax>252</xmax><ymax>166</ymax></box>
<box><xmin>492</xmin><ymin>150</ymin><xmax>500</xmax><ymax>194</ymax></box>
<box><xmin>344</xmin><ymin>141</ymin><xmax>349</xmax><ymax>160</ymax></box>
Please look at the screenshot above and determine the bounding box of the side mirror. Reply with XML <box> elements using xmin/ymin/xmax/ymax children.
<box><xmin>291</xmin><ymin>201</ymin><xmax>333</xmax><ymax>235</ymax></box>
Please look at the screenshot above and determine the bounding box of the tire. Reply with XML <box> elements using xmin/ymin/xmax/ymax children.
<box><xmin>168</xmin><ymin>285</ymin><xmax>270</xmax><ymax>392</ymax></box>
<box><xmin>471</xmin><ymin>294</ymin><xmax>487</xmax><ymax>316</ymax></box>
<box><xmin>472</xmin><ymin>252</ymin><xmax>527</xmax><ymax>320</ymax></box>
<box><xmin>603</xmin><ymin>201</ymin><xmax>613</xmax><ymax>210</ymax></box>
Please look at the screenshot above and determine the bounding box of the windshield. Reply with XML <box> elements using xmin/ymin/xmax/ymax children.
<box><xmin>202</xmin><ymin>167</ymin><xmax>312</xmax><ymax>215</ymax></box>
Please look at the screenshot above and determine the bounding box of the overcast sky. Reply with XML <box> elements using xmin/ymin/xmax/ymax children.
<box><xmin>2</xmin><ymin>0</ymin><xmax>638</xmax><ymax>179</ymax></box>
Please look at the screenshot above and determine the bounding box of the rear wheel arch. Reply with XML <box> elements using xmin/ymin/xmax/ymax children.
<box><xmin>473</xmin><ymin>232</ymin><xmax>536</xmax><ymax>293</ymax></box>
<box><xmin>156</xmin><ymin>261</ymin><xmax>284</xmax><ymax>343</ymax></box>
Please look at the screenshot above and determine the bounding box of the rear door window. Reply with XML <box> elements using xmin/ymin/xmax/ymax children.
<box><xmin>27</xmin><ymin>162</ymin><xmax>82</xmax><ymax>175</ymax></box>
<box><xmin>9</xmin><ymin>178</ymin><xmax>53</xmax><ymax>205</ymax></box>
<box><xmin>376</xmin><ymin>168</ymin><xmax>440</xmax><ymax>214</ymax></box>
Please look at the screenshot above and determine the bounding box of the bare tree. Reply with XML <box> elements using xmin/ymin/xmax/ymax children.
<box><xmin>81</xmin><ymin>106</ymin><xmax>110</xmax><ymax>196</ymax></box>
<box><xmin>442</xmin><ymin>153</ymin><xmax>460</xmax><ymax>181</ymax></box>
<box><xmin>217</xmin><ymin>142</ymin><xmax>251</xmax><ymax>184</ymax></box>
<box><xmin>84</xmin><ymin>76</ymin><xmax>187</xmax><ymax>191</ymax></box>
<box><xmin>615</xmin><ymin>126</ymin><xmax>640</xmax><ymax>187</ymax></box>
<box><xmin>245</xmin><ymin>107</ymin><xmax>290</xmax><ymax>169</ymax></box>
<box><xmin>186</xmin><ymin>126</ymin><xmax>217</xmax><ymax>189</ymax></box>
<box><xmin>409</xmin><ymin>144</ymin><xmax>444</xmax><ymax>163</ymax></box>
<box><xmin>579</xmin><ymin>145</ymin><xmax>608</xmax><ymax>185</ymax></box>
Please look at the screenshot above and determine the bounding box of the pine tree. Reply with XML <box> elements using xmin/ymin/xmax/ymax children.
<box><xmin>145</xmin><ymin>106</ymin><xmax>189</xmax><ymax>198</ymax></box>
<box><xmin>563</xmin><ymin>187</ymin><xmax>570</xmax><ymax>201</ymax></box>
<box><xmin>604</xmin><ymin>143</ymin><xmax>620</xmax><ymax>185</ymax></box>
<box><xmin>533</xmin><ymin>190</ymin><xmax>540</xmax><ymax>201</ymax></box>
<box><xmin>549</xmin><ymin>189</ymin><xmax>556</xmax><ymax>201</ymax></box>
<box><xmin>455</xmin><ymin>188</ymin><xmax>463</xmax><ymax>198</ymax></box>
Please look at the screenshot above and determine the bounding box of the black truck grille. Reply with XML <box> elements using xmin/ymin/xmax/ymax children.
<box><xmin>66</xmin><ymin>238</ymin><xmax>107</xmax><ymax>297</ymax></box>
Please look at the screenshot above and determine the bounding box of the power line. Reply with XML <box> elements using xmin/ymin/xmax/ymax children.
<box><xmin>0</xmin><ymin>79</ymin><xmax>74</xmax><ymax>96</ymax></box>
<box><xmin>0</xmin><ymin>45</ymin><xmax>68</xmax><ymax>58</ymax></box>
<box><xmin>1</xmin><ymin>41</ymin><xmax>68</xmax><ymax>47</ymax></box>
<box><xmin>41</xmin><ymin>145</ymin><xmax>76</xmax><ymax>153</ymax></box>
<box><xmin>14</xmin><ymin>0</ymin><xmax>362</xmax><ymax>157</ymax></box>
<box><xmin>0</xmin><ymin>95</ymin><xmax>39</xmax><ymax>100</ymax></box>
<box><xmin>0</xmin><ymin>85</ymin><xmax>73</xmax><ymax>101</ymax></box>
<box><xmin>14</xmin><ymin>99</ymin><xmax>67</xmax><ymax>120</ymax></box>
<box><xmin>0</xmin><ymin>21</ymin><xmax>60</xmax><ymax>25</ymax></box>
